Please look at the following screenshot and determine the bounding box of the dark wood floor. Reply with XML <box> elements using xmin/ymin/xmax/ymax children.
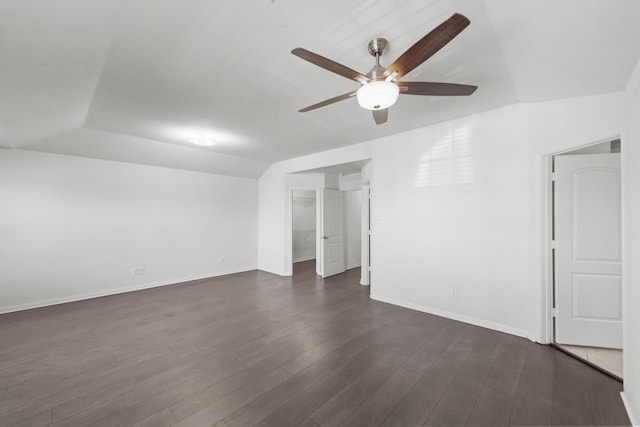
<box><xmin>0</xmin><ymin>261</ymin><xmax>630</xmax><ymax>426</ymax></box>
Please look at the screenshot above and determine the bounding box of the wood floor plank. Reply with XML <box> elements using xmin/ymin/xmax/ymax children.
<box><xmin>483</xmin><ymin>335</ymin><xmax>528</xmax><ymax>397</ymax></box>
<box><xmin>426</xmin><ymin>372</ymin><xmax>483</xmax><ymax>426</ymax></box>
<box><xmin>51</xmin><ymin>396</ymin><xmax>127</xmax><ymax>427</ymax></box>
<box><xmin>130</xmin><ymin>408</ymin><xmax>178</xmax><ymax>427</ymax></box>
<box><xmin>308</xmin><ymin>351</ymin><xmax>407</xmax><ymax>427</ymax></box>
<box><xmin>171</xmin><ymin>368</ymin><xmax>292</xmax><ymax>427</ymax></box>
<box><xmin>466</xmin><ymin>386</ymin><xmax>514</xmax><ymax>426</ymax></box>
<box><xmin>328</xmin><ymin>327</ymin><xmax>402</xmax><ymax>383</ymax></box>
<box><xmin>222</xmin><ymin>363</ymin><xmax>344</xmax><ymax>427</ymax></box>
<box><xmin>381</xmin><ymin>357</ymin><xmax>461</xmax><ymax>427</ymax></box>
<box><xmin>1</xmin><ymin>344</ymin><xmax>201</xmax><ymax>422</ymax></box>
<box><xmin>587</xmin><ymin>367</ymin><xmax>630</xmax><ymax>426</ymax></box>
<box><xmin>253</xmin><ymin>373</ymin><xmax>346</xmax><ymax>427</ymax></box>
<box><xmin>297</xmin><ymin>418</ymin><xmax>320</xmax><ymax>427</ymax></box>
<box><xmin>426</xmin><ymin>336</ymin><xmax>497</xmax><ymax>426</ymax></box>
<box><xmin>4</xmin><ymin>409</ymin><xmax>51</xmax><ymax>427</ymax></box>
<box><xmin>508</xmin><ymin>343</ymin><xmax>555</xmax><ymax>426</ymax></box>
<box><xmin>278</xmin><ymin>325</ymin><xmax>371</xmax><ymax>375</ymax></box>
<box><xmin>169</xmin><ymin>357</ymin><xmax>288</xmax><ymax>420</ymax></box>
<box><xmin>0</xmin><ymin>261</ymin><xmax>630</xmax><ymax>427</ymax></box>
<box><xmin>337</xmin><ymin>366</ymin><xmax>418</xmax><ymax>427</ymax></box>
<box><xmin>401</xmin><ymin>319</ymin><xmax>466</xmax><ymax>375</ymax></box>
<box><xmin>550</xmin><ymin>352</ymin><xmax>596</xmax><ymax>426</ymax></box>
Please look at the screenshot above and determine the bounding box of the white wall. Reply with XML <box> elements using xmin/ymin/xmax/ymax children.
<box><xmin>0</xmin><ymin>149</ymin><xmax>258</xmax><ymax>313</ymax></box>
<box><xmin>339</xmin><ymin>173</ymin><xmax>362</xmax><ymax>191</ymax></box>
<box><xmin>343</xmin><ymin>190</ymin><xmax>361</xmax><ymax>269</ymax></box>
<box><xmin>324</xmin><ymin>173</ymin><xmax>339</xmax><ymax>190</ymax></box>
<box><xmin>292</xmin><ymin>190</ymin><xmax>316</xmax><ymax>262</ymax></box>
<box><xmin>369</xmin><ymin>93</ymin><xmax>627</xmax><ymax>339</ymax></box>
<box><xmin>622</xmin><ymin>59</ymin><xmax>640</xmax><ymax>425</ymax></box>
<box><xmin>370</xmin><ymin>104</ymin><xmax>533</xmax><ymax>337</ymax></box>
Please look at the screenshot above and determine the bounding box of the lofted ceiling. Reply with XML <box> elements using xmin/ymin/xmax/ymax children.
<box><xmin>1</xmin><ymin>0</ymin><xmax>639</xmax><ymax>178</ymax></box>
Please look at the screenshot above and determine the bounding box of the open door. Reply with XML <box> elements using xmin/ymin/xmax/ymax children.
<box><xmin>321</xmin><ymin>188</ymin><xmax>345</xmax><ymax>278</ymax></box>
<box><xmin>554</xmin><ymin>153</ymin><xmax>622</xmax><ymax>348</ymax></box>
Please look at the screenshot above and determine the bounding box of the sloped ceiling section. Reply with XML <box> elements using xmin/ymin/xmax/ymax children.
<box><xmin>27</xmin><ymin>128</ymin><xmax>270</xmax><ymax>178</ymax></box>
<box><xmin>1</xmin><ymin>0</ymin><xmax>639</xmax><ymax>177</ymax></box>
<box><xmin>0</xmin><ymin>0</ymin><xmax>120</xmax><ymax>146</ymax></box>
<box><xmin>484</xmin><ymin>0</ymin><xmax>640</xmax><ymax>101</ymax></box>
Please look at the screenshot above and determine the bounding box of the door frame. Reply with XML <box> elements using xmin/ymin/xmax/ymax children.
<box><xmin>539</xmin><ymin>135</ymin><xmax>622</xmax><ymax>344</ymax></box>
<box><xmin>288</xmin><ymin>187</ymin><xmax>321</xmax><ymax>276</ymax></box>
<box><xmin>361</xmin><ymin>184</ymin><xmax>370</xmax><ymax>286</ymax></box>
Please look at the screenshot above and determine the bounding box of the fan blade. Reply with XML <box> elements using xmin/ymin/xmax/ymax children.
<box><xmin>292</xmin><ymin>48</ymin><xmax>370</xmax><ymax>84</ymax></box>
<box><xmin>372</xmin><ymin>108</ymin><xmax>388</xmax><ymax>125</ymax></box>
<box><xmin>384</xmin><ymin>13</ymin><xmax>470</xmax><ymax>80</ymax></box>
<box><xmin>398</xmin><ymin>81</ymin><xmax>477</xmax><ymax>96</ymax></box>
<box><xmin>299</xmin><ymin>91</ymin><xmax>357</xmax><ymax>112</ymax></box>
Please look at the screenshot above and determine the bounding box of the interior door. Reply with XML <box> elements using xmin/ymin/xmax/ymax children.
<box><xmin>321</xmin><ymin>188</ymin><xmax>345</xmax><ymax>278</ymax></box>
<box><xmin>554</xmin><ymin>153</ymin><xmax>622</xmax><ymax>349</ymax></box>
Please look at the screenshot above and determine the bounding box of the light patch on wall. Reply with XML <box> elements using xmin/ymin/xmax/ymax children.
<box><xmin>414</xmin><ymin>125</ymin><xmax>475</xmax><ymax>187</ymax></box>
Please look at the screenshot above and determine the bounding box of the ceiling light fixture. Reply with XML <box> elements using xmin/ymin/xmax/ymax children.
<box><xmin>356</xmin><ymin>80</ymin><xmax>399</xmax><ymax>110</ymax></box>
<box><xmin>188</xmin><ymin>136</ymin><xmax>216</xmax><ymax>147</ymax></box>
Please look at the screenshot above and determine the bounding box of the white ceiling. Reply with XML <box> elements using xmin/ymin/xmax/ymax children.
<box><xmin>1</xmin><ymin>0</ymin><xmax>639</xmax><ymax>178</ymax></box>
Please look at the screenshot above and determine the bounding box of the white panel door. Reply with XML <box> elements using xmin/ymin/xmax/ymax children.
<box><xmin>555</xmin><ymin>153</ymin><xmax>622</xmax><ymax>348</ymax></box>
<box><xmin>321</xmin><ymin>189</ymin><xmax>345</xmax><ymax>278</ymax></box>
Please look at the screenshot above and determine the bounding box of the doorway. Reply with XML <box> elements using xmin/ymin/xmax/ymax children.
<box><xmin>287</xmin><ymin>160</ymin><xmax>371</xmax><ymax>282</ymax></box>
<box><xmin>343</xmin><ymin>189</ymin><xmax>362</xmax><ymax>272</ymax></box>
<box><xmin>549</xmin><ymin>138</ymin><xmax>622</xmax><ymax>379</ymax></box>
<box><xmin>292</xmin><ymin>189</ymin><xmax>317</xmax><ymax>276</ymax></box>
<box><xmin>290</xmin><ymin>187</ymin><xmax>362</xmax><ymax>280</ymax></box>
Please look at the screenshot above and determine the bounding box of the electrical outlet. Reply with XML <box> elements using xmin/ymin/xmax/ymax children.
<box><xmin>219</xmin><ymin>257</ymin><xmax>225</xmax><ymax>264</ymax></box>
<box><xmin>132</xmin><ymin>267</ymin><xmax>145</xmax><ymax>275</ymax></box>
<box><xmin>450</xmin><ymin>288</ymin><xmax>458</xmax><ymax>299</ymax></box>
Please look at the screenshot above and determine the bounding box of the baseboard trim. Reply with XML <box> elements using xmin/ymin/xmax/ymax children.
<box><xmin>346</xmin><ymin>263</ymin><xmax>361</xmax><ymax>270</ymax></box>
<box><xmin>0</xmin><ymin>266</ymin><xmax>256</xmax><ymax>315</ymax></box>
<box><xmin>369</xmin><ymin>293</ymin><xmax>532</xmax><ymax>340</ymax></box>
<box><xmin>293</xmin><ymin>256</ymin><xmax>316</xmax><ymax>263</ymax></box>
<box><xmin>257</xmin><ymin>266</ymin><xmax>286</xmax><ymax>276</ymax></box>
<box><xmin>621</xmin><ymin>392</ymin><xmax>639</xmax><ymax>427</ymax></box>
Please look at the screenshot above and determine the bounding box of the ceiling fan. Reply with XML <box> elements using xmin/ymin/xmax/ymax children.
<box><xmin>292</xmin><ymin>13</ymin><xmax>477</xmax><ymax>125</ymax></box>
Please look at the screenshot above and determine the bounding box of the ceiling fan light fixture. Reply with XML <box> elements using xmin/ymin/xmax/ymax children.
<box><xmin>356</xmin><ymin>80</ymin><xmax>399</xmax><ymax>110</ymax></box>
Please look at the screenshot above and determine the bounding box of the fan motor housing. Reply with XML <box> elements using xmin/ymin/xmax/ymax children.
<box><xmin>367</xmin><ymin>38</ymin><xmax>389</xmax><ymax>57</ymax></box>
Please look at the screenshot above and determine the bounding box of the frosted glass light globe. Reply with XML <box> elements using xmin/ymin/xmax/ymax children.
<box><xmin>356</xmin><ymin>80</ymin><xmax>399</xmax><ymax>110</ymax></box>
